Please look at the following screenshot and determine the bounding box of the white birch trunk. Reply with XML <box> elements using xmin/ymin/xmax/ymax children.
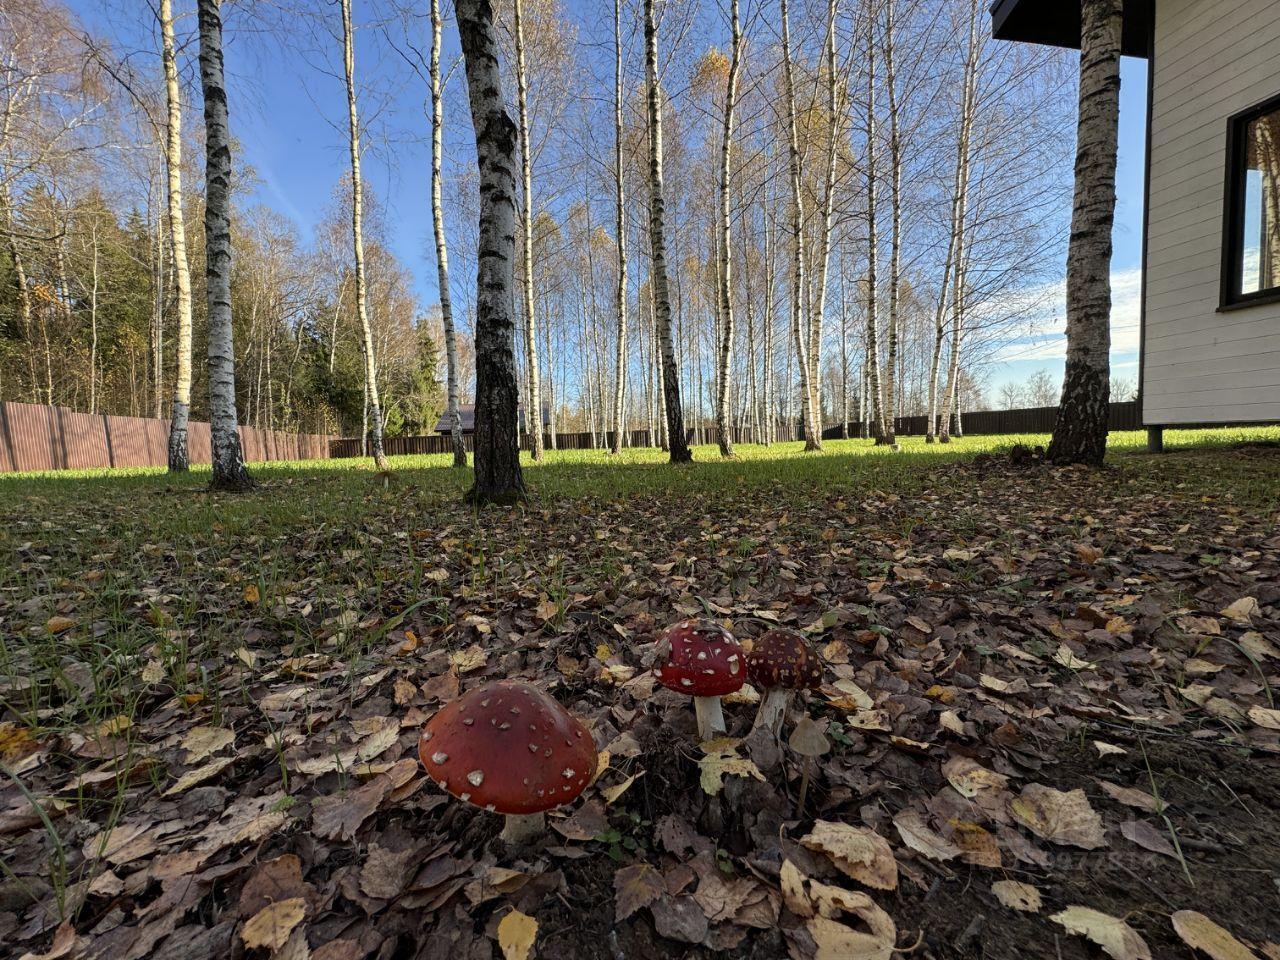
<box><xmin>882</xmin><ymin>0</ymin><xmax>901</xmax><ymax>447</ymax></box>
<box><xmin>340</xmin><ymin>0</ymin><xmax>389</xmax><ymax>471</ymax></box>
<box><xmin>610</xmin><ymin>0</ymin><xmax>629</xmax><ymax>455</ymax></box>
<box><xmin>513</xmin><ymin>0</ymin><xmax>544</xmax><ymax>461</ymax></box>
<box><xmin>864</xmin><ymin>5</ymin><xmax>887</xmax><ymax>443</ymax></box>
<box><xmin>1047</xmin><ymin>0</ymin><xmax>1122</xmax><ymax>466</ymax></box>
<box><xmin>197</xmin><ymin>0</ymin><xmax>252</xmax><ymax>490</ymax></box>
<box><xmin>456</xmin><ymin>0</ymin><xmax>526</xmax><ymax>504</ymax></box>
<box><xmin>714</xmin><ymin>0</ymin><xmax>742</xmax><ymax>458</ymax></box>
<box><xmin>780</xmin><ymin>0</ymin><xmax>820</xmax><ymax>452</ymax></box>
<box><xmin>162</xmin><ymin>0</ymin><xmax>194</xmax><ymax>471</ymax></box>
<box><xmin>810</xmin><ymin>0</ymin><xmax>840</xmax><ymax>446</ymax></box>
<box><xmin>644</xmin><ymin>0</ymin><xmax>691</xmax><ymax>463</ymax></box>
<box><xmin>431</xmin><ymin>0</ymin><xmax>466</xmax><ymax>468</ymax></box>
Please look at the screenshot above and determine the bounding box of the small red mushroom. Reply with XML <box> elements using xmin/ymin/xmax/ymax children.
<box><xmin>745</xmin><ymin>629</ymin><xmax>823</xmax><ymax>733</ymax></box>
<box><xmin>418</xmin><ymin>679</ymin><xmax>597</xmax><ymax>844</ymax></box>
<box><xmin>653</xmin><ymin>619</ymin><xmax>745</xmax><ymax>740</ymax></box>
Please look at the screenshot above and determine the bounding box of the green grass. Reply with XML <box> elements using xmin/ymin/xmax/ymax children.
<box><xmin>1</xmin><ymin>427</ymin><xmax>1276</xmax><ymax>732</ymax></box>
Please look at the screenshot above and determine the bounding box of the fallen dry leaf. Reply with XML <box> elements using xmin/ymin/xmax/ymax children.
<box><xmin>1051</xmin><ymin>906</ymin><xmax>1152</xmax><ymax>960</ymax></box>
<box><xmin>943</xmin><ymin>756</ymin><xmax>1008</xmax><ymax>798</ymax></box>
<box><xmin>241</xmin><ymin>897</ymin><xmax>306</xmax><ymax>952</ymax></box>
<box><xmin>1171</xmin><ymin>910</ymin><xmax>1260</xmax><ymax>960</ymax></box>
<box><xmin>992</xmin><ymin>880</ymin><xmax>1042</xmax><ymax>913</ymax></box>
<box><xmin>614</xmin><ymin>863</ymin><xmax>665</xmax><ymax>922</ymax></box>
<box><xmin>800</xmin><ymin>821</ymin><xmax>898</xmax><ymax>890</ymax></box>
<box><xmin>893</xmin><ymin>810</ymin><xmax>959</xmax><ymax>862</ymax></box>
<box><xmin>497</xmin><ymin>909</ymin><xmax>537</xmax><ymax>960</ymax></box>
<box><xmin>1010</xmin><ymin>784</ymin><xmax>1106</xmax><ymax>849</ymax></box>
<box><xmin>1248</xmin><ymin>706</ymin><xmax>1280</xmax><ymax>731</ymax></box>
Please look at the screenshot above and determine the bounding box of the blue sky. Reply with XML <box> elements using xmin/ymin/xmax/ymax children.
<box><xmin>72</xmin><ymin>1</ymin><xmax>1150</xmax><ymax>398</ymax></box>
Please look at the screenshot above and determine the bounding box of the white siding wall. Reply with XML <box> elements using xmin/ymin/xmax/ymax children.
<box><xmin>1144</xmin><ymin>0</ymin><xmax>1280</xmax><ymax>424</ymax></box>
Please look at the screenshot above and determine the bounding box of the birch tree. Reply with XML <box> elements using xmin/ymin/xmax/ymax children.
<box><xmin>929</xmin><ymin>0</ymin><xmax>976</xmax><ymax>443</ymax></box>
<box><xmin>1047</xmin><ymin>0</ymin><xmax>1121</xmax><ymax>466</ymax></box>
<box><xmin>160</xmin><ymin>0</ymin><xmax>194</xmax><ymax>471</ymax></box>
<box><xmin>456</xmin><ymin>0</ymin><xmax>525</xmax><ymax>503</ymax></box>
<box><xmin>880</xmin><ymin>0</ymin><xmax>901</xmax><ymax>446</ymax></box>
<box><xmin>609</xmin><ymin>0</ymin><xmax>627</xmax><ymax>455</ymax></box>
<box><xmin>644</xmin><ymin>0</ymin><xmax>690</xmax><ymax>463</ymax></box>
<box><xmin>713</xmin><ymin>0</ymin><xmax>742</xmax><ymax>458</ymax></box>
<box><xmin>340</xmin><ymin>0</ymin><xmax>389</xmax><ymax>471</ymax></box>
<box><xmin>810</xmin><ymin>0</ymin><xmax>839</xmax><ymax>447</ymax></box>
<box><xmin>780</xmin><ymin>0</ymin><xmax>820</xmax><ymax>451</ymax></box>
<box><xmin>863</xmin><ymin>2</ymin><xmax>887</xmax><ymax>442</ymax></box>
<box><xmin>196</xmin><ymin>0</ymin><xmax>252</xmax><ymax>490</ymax></box>
<box><xmin>430</xmin><ymin>0</ymin><xmax>466</xmax><ymax>467</ymax></box>
<box><xmin>512</xmin><ymin>0</ymin><xmax>543</xmax><ymax>460</ymax></box>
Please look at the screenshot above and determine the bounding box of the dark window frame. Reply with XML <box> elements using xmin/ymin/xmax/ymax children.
<box><xmin>1219</xmin><ymin>90</ymin><xmax>1280</xmax><ymax>312</ymax></box>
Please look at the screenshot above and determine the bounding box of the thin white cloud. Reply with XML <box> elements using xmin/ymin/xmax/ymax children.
<box><xmin>988</xmin><ymin>266</ymin><xmax>1143</xmax><ymax>366</ymax></box>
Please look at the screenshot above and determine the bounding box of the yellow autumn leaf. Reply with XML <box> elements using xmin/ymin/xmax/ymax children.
<box><xmin>46</xmin><ymin>615</ymin><xmax>76</xmax><ymax>635</ymax></box>
<box><xmin>241</xmin><ymin>897</ymin><xmax>306</xmax><ymax>951</ymax></box>
<box><xmin>1170</xmin><ymin>910</ymin><xmax>1259</xmax><ymax>960</ymax></box>
<box><xmin>243</xmin><ymin>583</ymin><xmax>260</xmax><ymax>604</ymax></box>
<box><xmin>497</xmin><ymin>909</ymin><xmax>537</xmax><ymax>960</ymax></box>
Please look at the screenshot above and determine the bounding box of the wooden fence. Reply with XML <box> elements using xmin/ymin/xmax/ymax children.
<box><xmin>0</xmin><ymin>401</ymin><xmax>335</xmax><ymax>474</ymax></box>
<box><xmin>330</xmin><ymin>402</ymin><xmax>1146</xmax><ymax>459</ymax></box>
<box><xmin>820</xmin><ymin>400</ymin><xmax>1143</xmax><ymax>440</ymax></box>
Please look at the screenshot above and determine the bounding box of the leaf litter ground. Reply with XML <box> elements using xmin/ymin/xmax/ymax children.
<box><xmin>1</xmin><ymin>437</ymin><xmax>1279</xmax><ymax>960</ymax></box>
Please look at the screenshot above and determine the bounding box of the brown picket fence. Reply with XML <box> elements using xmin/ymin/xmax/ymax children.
<box><xmin>0</xmin><ymin>401</ymin><xmax>335</xmax><ymax>474</ymax></box>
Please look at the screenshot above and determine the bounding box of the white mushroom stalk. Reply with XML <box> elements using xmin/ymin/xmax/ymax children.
<box><xmin>500</xmin><ymin>812</ymin><xmax>546</xmax><ymax>845</ymax></box>
<box><xmin>694</xmin><ymin>696</ymin><xmax>727</xmax><ymax>742</ymax></box>
<box><xmin>752</xmin><ymin>688</ymin><xmax>794</xmax><ymax>734</ymax></box>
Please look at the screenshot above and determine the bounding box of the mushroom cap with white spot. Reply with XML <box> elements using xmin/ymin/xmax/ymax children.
<box><xmin>653</xmin><ymin>619</ymin><xmax>746</xmax><ymax>698</ymax></box>
<box><xmin>418</xmin><ymin>680</ymin><xmax>597</xmax><ymax>815</ymax></box>
<box><xmin>745</xmin><ymin>628</ymin><xmax>824</xmax><ymax>691</ymax></box>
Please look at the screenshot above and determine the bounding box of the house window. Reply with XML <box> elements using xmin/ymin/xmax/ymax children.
<box><xmin>1223</xmin><ymin>94</ymin><xmax>1280</xmax><ymax>307</ymax></box>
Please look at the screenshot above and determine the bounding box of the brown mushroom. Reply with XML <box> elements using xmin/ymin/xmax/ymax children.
<box><xmin>653</xmin><ymin>619</ymin><xmax>746</xmax><ymax>740</ymax></box>
<box><xmin>745</xmin><ymin>629</ymin><xmax>823</xmax><ymax>733</ymax></box>
<box><xmin>418</xmin><ymin>679</ymin><xmax>598</xmax><ymax>844</ymax></box>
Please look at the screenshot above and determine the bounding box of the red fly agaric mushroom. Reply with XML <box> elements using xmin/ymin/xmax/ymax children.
<box><xmin>746</xmin><ymin>629</ymin><xmax>823</xmax><ymax>733</ymax></box>
<box><xmin>653</xmin><ymin>619</ymin><xmax>745</xmax><ymax>741</ymax></box>
<box><xmin>418</xmin><ymin>679</ymin><xmax>597</xmax><ymax>844</ymax></box>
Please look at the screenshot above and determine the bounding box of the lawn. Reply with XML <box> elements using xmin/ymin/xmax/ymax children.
<box><xmin>1</xmin><ymin>428</ymin><xmax>1278</xmax><ymax>959</ymax></box>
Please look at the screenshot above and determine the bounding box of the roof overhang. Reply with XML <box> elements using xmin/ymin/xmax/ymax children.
<box><xmin>990</xmin><ymin>0</ymin><xmax>1152</xmax><ymax>59</ymax></box>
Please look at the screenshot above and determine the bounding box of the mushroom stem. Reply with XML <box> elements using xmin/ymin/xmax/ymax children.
<box><xmin>752</xmin><ymin>688</ymin><xmax>794</xmax><ymax>734</ymax></box>
<box><xmin>693</xmin><ymin>696</ymin><xmax>726</xmax><ymax>741</ymax></box>
<box><xmin>797</xmin><ymin>757</ymin><xmax>812</xmax><ymax>816</ymax></box>
<box><xmin>500</xmin><ymin>812</ymin><xmax>545</xmax><ymax>845</ymax></box>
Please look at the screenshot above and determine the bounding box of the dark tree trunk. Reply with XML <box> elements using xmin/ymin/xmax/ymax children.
<box><xmin>457</xmin><ymin>0</ymin><xmax>526</xmax><ymax>505</ymax></box>
<box><xmin>1048</xmin><ymin>0</ymin><xmax>1122</xmax><ymax>467</ymax></box>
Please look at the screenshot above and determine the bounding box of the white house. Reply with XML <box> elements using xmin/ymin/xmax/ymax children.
<box><xmin>991</xmin><ymin>0</ymin><xmax>1280</xmax><ymax>447</ymax></box>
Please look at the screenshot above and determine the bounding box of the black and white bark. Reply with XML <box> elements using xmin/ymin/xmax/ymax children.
<box><xmin>513</xmin><ymin>0</ymin><xmax>543</xmax><ymax>461</ymax></box>
<box><xmin>713</xmin><ymin>0</ymin><xmax>742</xmax><ymax>458</ymax></box>
<box><xmin>456</xmin><ymin>0</ymin><xmax>526</xmax><ymax>504</ymax></box>
<box><xmin>161</xmin><ymin>0</ymin><xmax>194</xmax><ymax>471</ymax></box>
<box><xmin>863</xmin><ymin>4</ymin><xmax>887</xmax><ymax>443</ymax></box>
<box><xmin>610</xmin><ymin>0</ymin><xmax>629</xmax><ymax>455</ymax></box>
<box><xmin>644</xmin><ymin>0</ymin><xmax>691</xmax><ymax>463</ymax></box>
<box><xmin>1048</xmin><ymin>0</ymin><xmax>1121</xmax><ymax>467</ymax></box>
<box><xmin>431</xmin><ymin>0</ymin><xmax>466</xmax><ymax>467</ymax></box>
<box><xmin>780</xmin><ymin>0</ymin><xmax>820</xmax><ymax>451</ymax></box>
<box><xmin>810</xmin><ymin>0</ymin><xmax>839</xmax><ymax>447</ymax></box>
<box><xmin>340</xmin><ymin>0</ymin><xmax>389</xmax><ymax>472</ymax></box>
<box><xmin>881</xmin><ymin>0</ymin><xmax>901</xmax><ymax>447</ymax></box>
<box><xmin>197</xmin><ymin>0</ymin><xmax>252</xmax><ymax>491</ymax></box>
<box><xmin>939</xmin><ymin>0</ymin><xmax>978</xmax><ymax>444</ymax></box>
